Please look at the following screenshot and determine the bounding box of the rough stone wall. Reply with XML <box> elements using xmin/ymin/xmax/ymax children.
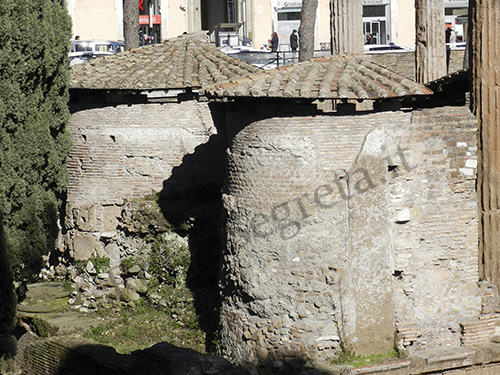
<box><xmin>220</xmin><ymin>105</ymin><xmax>481</xmax><ymax>365</ymax></box>
<box><xmin>64</xmin><ymin>100</ymin><xmax>218</xmax><ymax>262</ymax></box>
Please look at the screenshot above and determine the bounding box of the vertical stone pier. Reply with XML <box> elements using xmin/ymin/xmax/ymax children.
<box><xmin>330</xmin><ymin>0</ymin><xmax>363</xmax><ymax>55</ymax></box>
<box><xmin>472</xmin><ymin>0</ymin><xmax>500</xmax><ymax>290</ymax></box>
<box><xmin>415</xmin><ymin>0</ymin><xmax>447</xmax><ymax>83</ymax></box>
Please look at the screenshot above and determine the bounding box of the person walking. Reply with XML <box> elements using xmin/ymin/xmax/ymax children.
<box><xmin>270</xmin><ymin>32</ymin><xmax>279</xmax><ymax>52</ymax></box>
<box><xmin>290</xmin><ymin>29</ymin><xmax>298</xmax><ymax>51</ymax></box>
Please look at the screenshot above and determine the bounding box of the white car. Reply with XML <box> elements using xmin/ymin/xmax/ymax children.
<box><xmin>70</xmin><ymin>40</ymin><xmax>125</xmax><ymax>54</ymax></box>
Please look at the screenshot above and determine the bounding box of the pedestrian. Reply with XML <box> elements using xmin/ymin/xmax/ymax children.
<box><xmin>445</xmin><ymin>27</ymin><xmax>452</xmax><ymax>43</ymax></box>
<box><xmin>449</xmin><ymin>28</ymin><xmax>457</xmax><ymax>44</ymax></box>
<box><xmin>270</xmin><ymin>32</ymin><xmax>279</xmax><ymax>52</ymax></box>
<box><xmin>290</xmin><ymin>29</ymin><xmax>298</xmax><ymax>51</ymax></box>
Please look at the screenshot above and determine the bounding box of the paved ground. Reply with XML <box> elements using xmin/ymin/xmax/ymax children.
<box><xmin>17</xmin><ymin>282</ymin><xmax>99</xmax><ymax>337</ymax></box>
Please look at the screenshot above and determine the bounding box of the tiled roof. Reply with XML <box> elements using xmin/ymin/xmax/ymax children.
<box><xmin>69</xmin><ymin>36</ymin><xmax>261</xmax><ymax>91</ymax></box>
<box><xmin>205</xmin><ymin>55</ymin><xmax>433</xmax><ymax>100</ymax></box>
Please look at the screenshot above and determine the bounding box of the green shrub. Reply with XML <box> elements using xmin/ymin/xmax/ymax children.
<box><xmin>149</xmin><ymin>232</ymin><xmax>190</xmax><ymax>287</ymax></box>
<box><xmin>0</xmin><ymin>0</ymin><xmax>72</xmax><ymax>285</ymax></box>
<box><xmin>89</xmin><ymin>255</ymin><xmax>110</xmax><ymax>273</ymax></box>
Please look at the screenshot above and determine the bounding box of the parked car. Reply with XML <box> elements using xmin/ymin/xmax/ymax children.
<box><xmin>70</xmin><ymin>40</ymin><xmax>125</xmax><ymax>54</ymax></box>
<box><xmin>69</xmin><ymin>40</ymin><xmax>124</xmax><ymax>66</ymax></box>
<box><xmin>69</xmin><ymin>51</ymin><xmax>114</xmax><ymax>66</ymax></box>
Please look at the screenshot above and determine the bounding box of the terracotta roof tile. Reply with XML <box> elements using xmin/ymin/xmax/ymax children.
<box><xmin>204</xmin><ymin>55</ymin><xmax>433</xmax><ymax>100</ymax></box>
<box><xmin>70</xmin><ymin>36</ymin><xmax>261</xmax><ymax>90</ymax></box>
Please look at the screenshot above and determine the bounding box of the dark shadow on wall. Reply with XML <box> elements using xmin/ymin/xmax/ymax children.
<box><xmin>158</xmin><ymin>103</ymin><xmax>227</xmax><ymax>352</ymax></box>
<box><xmin>55</xmin><ymin>341</ymin><xmax>317</xmax><ymax>375</ymax></box>
<box><xmin>0</xmin><ymin>212</ymin><xmax>18</xmax><ymax>359</ymax></box>
<box><xmin>54</xmin><ymin>341</ymin><xmax>244</xmax><ymax>375</ymax></box>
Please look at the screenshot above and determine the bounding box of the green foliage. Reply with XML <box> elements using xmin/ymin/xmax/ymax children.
<box><xmin>143</xmin><ymin>191</ymin><xmax>160</xmax><ymax>202</ymax></box>
<box><xmin>0</xmin><ymin>0</ymin><xmax>72</xmax><ymax>284</ymax></box>
<box><xmin>120</xmin><ymin>257</ymin><xmax>135</xmax><ymax>270</ymax></box>
<box><xmin>331</xmin><ymin>348</ymin><xmax>399</xmax><ymax>368</ymax></box>
<box><xmin>0</xmin><ymin>213</ymin><xmax>17</xmax><ymax>358</ymax></box>
<box><xmin>83</xmin><ymin>299</ymin><xmax>205</xmax><ymax>354</ymax></box>
<box><xmin>89</xmin><ymin>255</ymin><xmax>110</xmax><ymax>273</ymax></box>
<box><xmin>149</xmin><ymin>233</ymin><xmax>190</xmax><ymax>287</ymax></box>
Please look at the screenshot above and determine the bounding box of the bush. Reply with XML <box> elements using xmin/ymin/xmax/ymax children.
<box><xmin>0</xmin><ymin>0</ymin><xmax>72</xmax><ymax>286</ymax></box>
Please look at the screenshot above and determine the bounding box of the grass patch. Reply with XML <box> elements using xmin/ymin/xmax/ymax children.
<box><xmin>331</xmin><ymin>349</ymin><xmax>399</xmax><ymax>368</ymax></box>
<box><xmin>82</xmin><ymin>298</ymin><xmax>205</xmax><ymax>354</ymax></box>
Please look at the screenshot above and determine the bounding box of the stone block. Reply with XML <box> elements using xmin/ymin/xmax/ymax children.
<box><xmin>73</xmin><ymin>204</ymin><xmax>99</xmax><ymax>232</ymax></box>
<box><xmin>102</xmin><ymin>205</ymin><xmax>122</xmax><ymax>231</ymax></box>
<box><xmin>72</xmin><ymin>233</ymin><xmax>102</xmax><ymax>261</ymax></box>
<box><xmin>104</xmin><ymin>242</ymin><xmax>121</xmax><ymax>267</ymax></box>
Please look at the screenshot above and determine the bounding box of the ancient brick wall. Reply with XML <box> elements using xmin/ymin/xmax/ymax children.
<box><xmin>367</xmin><ymin>50</ymin><xmax>466</xmax><ymax>80</ymax></box>
<box><xmin>64</xmin><ymin>100</ymin><xmax>220</xmax><ymax>261</ymax></box>
<box><xmin>220</xmin><ymin>104</ymin><xmax>481</xmax><ymax>365</ymax></box>
<box><xmin>388</xmin><ymin>107</ymin><xmax>480</xmax><ymax>351</ymax></box>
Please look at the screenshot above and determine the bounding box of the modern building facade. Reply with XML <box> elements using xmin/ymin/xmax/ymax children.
<box><xmin>64</xmin><ymin>0</ymin><xmax>468</xmax><ymax>50</ymax></box>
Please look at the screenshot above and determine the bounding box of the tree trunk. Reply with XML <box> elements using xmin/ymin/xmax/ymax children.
<box><xmin>298</xmin><ymin>0</ymin><xmax>318</xmax><ymax>62</ymax></box>
<box><xmin>471</xmin><ymin>0</ymin><xmax>500</xmax><ymax>290</ymax></box>
<box><xmin>330</xmin><ymin>0</ymin><xmax>363</xmax><ymax>55</ymax></box>
<box><xmin>415</xmin><ymin>0</ymin><xmax>446</xmax><ymax>83</ymax></box>
<box><xmin>123</xmin><ymin>0</ymin><xmax>139</xmax><ymax>51</ymax></box>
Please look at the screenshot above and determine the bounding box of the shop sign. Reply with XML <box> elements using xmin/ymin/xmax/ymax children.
<box><xmin>275</xmin><ymin>0</ymin><xmax>302</xmax><ymax>9</ymax></box>
<box><xmin>139</xmin><ymin>15</ymin><xmax>161</xmax><ymax>25</ymax></box>
<box><xmin>362</xmin><ymin>0</ymin><xmax>390</xmax><ymax>5</ymax></box>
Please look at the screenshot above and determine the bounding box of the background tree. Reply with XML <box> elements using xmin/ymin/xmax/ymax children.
<box><xmin>0</xmin><ymin>0</ymin><xmax>72</xmax><ymax>297</ymax></box>
<box><xmin>298</xmin><ymin>0</ymin><xmax>318</xmax><ymax>61</ymax></box>
<box><xmin>124</xmin><ymin>0</ymin><xmax>140</xmax><ymax>50</ymax></box>
<box><xmin>0</xmin><ymin>213</ymin><xmax>17</xmax><ymax>360</ymax></box>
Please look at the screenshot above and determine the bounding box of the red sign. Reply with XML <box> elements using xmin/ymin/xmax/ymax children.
<box><xmin>139</xmin><ymin>15</ymin><xmax>161</xmax><ymax>25</ymax></box>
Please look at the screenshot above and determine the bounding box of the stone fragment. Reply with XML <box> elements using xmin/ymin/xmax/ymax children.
<box><xmin>129</xmin><ymin>265</ymin><xmax>141</xmax><ymax>274</ymax></box>
<box><xmin>136</xmin><ymin>279</ymin><xmax>149</xmax><ymax>294</ymax></box>
<box><xmin>86</xmin><ymin>261</ymin><xmax>97</xmax><ymax>275</ymax></box>
<box><xmin>121</xmin><ymin>287</ymin><xmax>140</xmax><ymax>302</ymax></box>
<box><xmin>104</xmin><ymin>242</ymin><xmax>121</xmax><ymax>266</ymax></box>
<box><xmin>395</xmin><ymin>207</ymin><xmax>411</xmax><ymax>223</ymax></box>
<box><xmin>55</xmin><ymin>264</ymin><xmax>68</xmax><ymax>277</ymax></box>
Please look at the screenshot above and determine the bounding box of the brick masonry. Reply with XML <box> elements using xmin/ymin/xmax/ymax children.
<box><xmin>219</xmin><ymin>104</ymin><xmax>483</xmax><ymax>365</ymax></box>
<box><xmin>367</xmin><ymin>49</ymin><xmax>466</xmax><ymax>80</ymax></box>
<box><xmin>65</xmin><ymin>100</ymin><xmax>219</xmax><ymax>260</ymax></box>
<box><xmin>63</xmin><ymin>89</ymin><xmax>491</xmax><ymax>369</ymax></box>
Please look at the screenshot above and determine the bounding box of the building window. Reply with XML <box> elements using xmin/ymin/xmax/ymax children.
<box><xmin>363</xmin><ymin>5</ymin><xmax>386</xmax><ymax>18</ymax></box>
<box><xmin>277</xmin><ymin>11</ymin><xmax>301</xmax><ymax>21</ymax></box>
<box><xmin>363</xmin><ymin>5</ymin><xmax>388</xmax><ymax>45</ymax></box>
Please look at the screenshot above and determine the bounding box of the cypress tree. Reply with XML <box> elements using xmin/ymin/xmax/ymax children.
<box><xmin>0</xmin><ymin>213</ymin><xmax>17</xmax><ymax>358</ymax></box>
<box><xmin>0</xmin><ymin>0</ymin><xmax>72</xmax><ymax>293</ymax></box>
